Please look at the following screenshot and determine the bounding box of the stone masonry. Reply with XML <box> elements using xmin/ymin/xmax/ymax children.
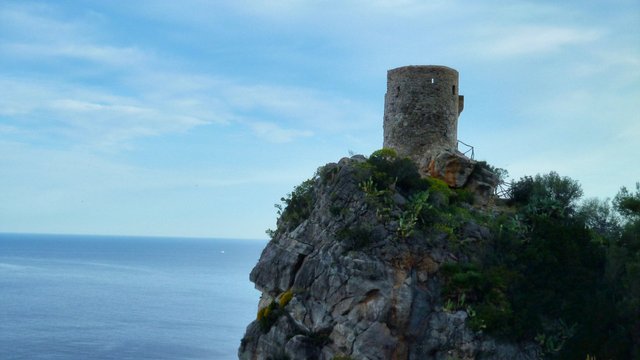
<box><xmin>383</xmin><ymin>65</ymin><xmax>464</xmax><ymax>166</ymax></box>
<box><xmin>382</xmin><ymin>65</ymin><xmax>497</xmax><ymax>201</ymax></box>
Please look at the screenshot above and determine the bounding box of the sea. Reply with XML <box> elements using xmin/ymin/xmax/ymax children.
<box><xmin>0</xmin><ymin>233</ymin><xmax>266</xmax><ymax>360</ymax></box>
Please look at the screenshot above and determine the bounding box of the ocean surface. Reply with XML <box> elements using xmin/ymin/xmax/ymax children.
<box><xmin>0</xmin><ymin>233</ymin><xmax>266</xmax><ymax>360</ymax></box>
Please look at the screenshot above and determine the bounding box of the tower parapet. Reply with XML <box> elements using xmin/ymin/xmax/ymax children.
<box><xmin>383</xmin><ymin>65</ymin><xmax>464</xmax><ymax>166</ymax></box>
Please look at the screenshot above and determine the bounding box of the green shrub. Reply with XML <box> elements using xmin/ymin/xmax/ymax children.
<box><xmin>397</xmin><ymin>213</ymin><xmax>418</xmax><ymax>239</ymax></box>
<box><xmin>509</xmin><ymin>172</ymin><xmax>583</xmax><ymax>219</ymax></box>
<box><xmin>359</xmin><ymin>176</ymin><xmax>388</xmax><ymax>197</ymax></box>
<box><xmin>317</xmin><ymin>164</ymin><xmax>339</xmax><ymax>184</ymax></box>
<box><xmin>337</xmin><ymin>225</ymin><xmax>374</xmax><ymax>251</ymax></box>
<box><xmin>397</xmin><ymin>191</ymin><xmax>431</xmax><ymax>239</ymax></box>
<box><xmin>441</xmin><ymin>263</ymin><xmax>483</xmax><ymax>300</ymax></box>
<box><xmin>614</xmin><ymin>182</ymin><xmax>640</xmax><ymax>220</ymax></box>
<box><xmin>366</xmin><ymin>149</ymin><xmax>426</xmax><ymax>195</ymax></box>
<box><xmin>441</xmin><ymin>262</ymin><xmax>517</xmax><ymax>334</ymax></box>
<box><xmin>433</xmin><ymin>223</ymin><xmax>455</xmax><ymax>240</ymax></box>
<box><xmin>276</xmin><ymin>179</ymin><xmax>316</xmax><ymax>232</ymax></box>
<box><xmin>257</xmin><ymin>301</ymin><xmax>283</xmax><ymax>333</ymax></box>
<box><xmin>369</xmin><ymin>148</ymin><xmax>398</xmax><ymax>160</ymax></box>
<box><xmin>279</xmin><ymin>289</ymin><xmax>294</xmax><ymax>307</ymax></box>
<box><xmin>452</xmin><ymin>188</ymin><xmax>475</xmax><ymax>205</ymax></box>
<box><xmin>425</xmin><ymin>176</ymin><xmax>452</xmax><ymax>195</ymax></box>
<box><xmin>475</xmin><ymin>161</ymin><xmax>508</xmax><ymax>183</ymax></box>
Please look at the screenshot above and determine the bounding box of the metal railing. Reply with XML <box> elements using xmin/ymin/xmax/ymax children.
<box><xmin>456</xmin><ymin>139</ymin><xmax>515</xmax><ymax>200</ymax></box>
<box><xmin>457</xmin><ymin>140</ymin><xmax>475</xmax><ymax>160</ymax></box>
<box><xmin>494</xmin><ymin>180</ymin><xmax>513</xmax><ymax>199</ymax></box>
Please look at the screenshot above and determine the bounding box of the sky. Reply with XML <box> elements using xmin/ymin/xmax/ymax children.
<box><xmin>1</xmin><ymin>0</ymin><xmax>638</xmax><ymax>239</ymax></box>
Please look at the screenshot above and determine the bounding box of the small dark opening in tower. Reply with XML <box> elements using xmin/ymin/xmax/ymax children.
<box><xmin>452</xmin><ymin>85</ymin><xmax>456</xmax><ymax>95</ymax></box>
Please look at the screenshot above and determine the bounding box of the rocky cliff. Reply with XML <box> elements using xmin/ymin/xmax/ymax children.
<box><xmin>239</xmin><ymin>152</ymin><xmax>540</xmax><ymax>360</ymax></box>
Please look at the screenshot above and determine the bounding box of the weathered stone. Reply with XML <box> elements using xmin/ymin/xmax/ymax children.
<box><xmin>460</xmin><ymin>221</ymin><xmax>491</xmax><ymax>242</ymax></box>
<box><xmin>425</xmin><ymin>149</ymin><xmax>476</xmax><ymax>188</ymax></box>
<box><xmin>250</xmin><ymin>242</ymin><xmax>306</xmax><ymax>294</ymax></box>
<box><xmin>239</xmin><ymin>157</ymin><xmax>539</xmax><ymax>360</ymax></box>
<box><xmin>465</xmin><ymin>163</ymin><xmax>500</xmax><ymax>205</ymax></box>
<box><xmin>284</xmin><ymin>335</ymin><xmax>321</xmax><ymax>360</ymax></box>
<box><xmin>352</xmin><ymin>322</ymin><xmax>398</xmax><ymax>360</ymax></box>
<box><xmin>382</xmin><ymin>65</ymin><xmax>500</xmax><ymax>205</ymax></box>
<box><xmin>383</xmin><ymin>65</ymin><xmax>463</xmax><ymax>162</ymax></box>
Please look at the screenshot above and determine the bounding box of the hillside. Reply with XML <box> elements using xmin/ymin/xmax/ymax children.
<box><xmin>238</xmin><ymin>150</ymin><xmax>639</xmax><ymax>359</ymax></box>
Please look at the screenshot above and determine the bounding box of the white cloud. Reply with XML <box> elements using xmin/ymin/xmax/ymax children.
<box><xmin>46</xmin><ymin>97</ymin><xmax>211</xmax><ymax>148</ymax></box>
<box><xmin>0</xmin><ymin>2</ymin><xmax>82</xmax><ymax>41</ymax></box>
<box><xmin>0</xmin><ymin>3</ymin><xmax>152</xmax><ymax>70</ymax></box>
<box><xmin>0</xmin><ymin>2</ymin><xmax>378</xmax><ymax>151</ymax></box>
<box><xmin>470</xmin><ymin>25</ymin><xmax>602</xmax><ymax>58</ymax></box>
<box><xmin>1</xmin><ymin>43</ymin><xmax>150</xmax><ymax>66</ymax></box>
<box><xmin>0</xmin><ymin>66</ymin><xmax>375</xmax><ymax>150</ymax></box>
<box><xmin>50</xmin><ymin>99</ymin><xmax>153</xmax><ymax>115</ymax></box>
<box><xmin>0</xmin><ymin>76</ymin><xmax>214</xmax><ymax>148</ymax></box>
<box><xmin>249</xmin><ymin>121</ymin><xmax>313</xmax><ymax>143</ymax></box>
<box><xmin>228</xmin><ymin>0</ymin><xmax>450</xmax><ymax>20</ymax></box>
<box><xmin>221</xmin><ymin>82</ymin><xmax>379</xmax><ymax>134</ymax></box>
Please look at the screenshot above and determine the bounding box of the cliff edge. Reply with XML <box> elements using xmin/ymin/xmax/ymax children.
<box><xmin>238</xmin><ymin>151</ymin><xmax>540</xmax><ymax>360</ymax></box>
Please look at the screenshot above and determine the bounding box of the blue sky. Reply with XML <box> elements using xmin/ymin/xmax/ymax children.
<box><xmin>1</xmin><ymin>0</ymin><xmax>638</xmax><ymax>239</ymax></box>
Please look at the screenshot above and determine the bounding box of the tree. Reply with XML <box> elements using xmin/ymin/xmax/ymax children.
<box><xmin>577</xmin><ymin>198</ymin><xmax>621</xmax><ymax>241</ymax></box>
<box><xmin>614</xmin><ymin>182</ymin><xmax>640</xmax><ymax>221</ymax></box>
<box><xmin>509</xmin><ymin>172</ymin><xmax>583</xmax><ymax>219</ymax></box>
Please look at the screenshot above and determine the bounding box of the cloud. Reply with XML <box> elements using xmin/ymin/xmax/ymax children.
<box><xmin>47</xmin><ymin>97</ymin><xmax>211</xmax><ymax>148</ymax></box>
<box><xmin>469</xmin><ymin>25</ymin><xmax>602</xmax><ymax>59</ymax></box>
<box><xmin>50</xmin><ymin>99</ymin><xmax>152</xmax><ymax>115</ymax></box>
<box><xmin>0</xmin><ymin>2</ymin><xmax>81</xmax><ymax>40</ymax></box>
<box><xmin>0</xmin><ymin>76</ymin><xmax>215</xmax><ymax>148</ymax></box>
<box><xmin>1</xmin><ymin>43</ymin><xmax>149</xmax><ymax>66</ymax></box>
<box><xmin>0</xmin><ymin>3</ymin><xmax>152</xmax><ymax>69</ymax></box>
<box><xmin>0</xmin><ymin>2</ymin><xmax>379</xmax><ymax>152</ymax></box>
<box><xmin>0</xmin><ymin>64</ymin><xmax>374</xmax><ymax>150</ymax></box>
<box><xmin>249</xmin><ymin>121</ymin><xmax>313</xmax><ymax>143</ymax></box>
<box><xmin>222</xmin><ymin>83</ymin><xmax>377</xmax><ymax>132</ymax></box>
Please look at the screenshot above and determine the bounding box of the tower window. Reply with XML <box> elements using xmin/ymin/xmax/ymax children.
<box><xmin>431</xmin><ymin>78</ymin><xmax>435</xmax><ymax>84</ymax></box>
<box><xmin>452</xmin><ymin>85</ymin><xmax>456</xmax><ymax>94</ymax></box>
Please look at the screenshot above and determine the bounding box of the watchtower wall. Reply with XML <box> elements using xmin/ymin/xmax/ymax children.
<box><xmin>383</xmin><ymin>65</ymin><xmax>464</xmax><ymax>164</ymax></box>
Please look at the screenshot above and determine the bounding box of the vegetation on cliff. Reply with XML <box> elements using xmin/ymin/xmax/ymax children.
<box><xmin>247</xmin><ymin>150</ymin><xmax>638</xmax><ymax>359</ymax></box>
<box><xmin>442</xmin><ymin>172</ymin><xmax>639</xmax><ymax>359</ymax></box>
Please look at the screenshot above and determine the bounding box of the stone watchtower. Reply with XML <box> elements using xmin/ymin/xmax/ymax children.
<box><xmin>382</xmin><ymin>65</ymin><xmax>497</xmax><ymax>200</ymax></box>
<box><xmin>383</xmin><ymin>65</ymin><xmax>464</xmax><ymax>167</ymax></box>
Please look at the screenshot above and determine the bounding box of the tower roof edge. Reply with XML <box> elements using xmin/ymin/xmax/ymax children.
<box><xmin>388</xmin><ymin>65</ymin><xmax>458</xmax><ymax>76</ymax></box>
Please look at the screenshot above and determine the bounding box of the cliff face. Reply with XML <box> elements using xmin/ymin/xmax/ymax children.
<box><xmin>239</xmin><ymin>155</ymin><xmax>539</xmax><ymax>360</ymax></box>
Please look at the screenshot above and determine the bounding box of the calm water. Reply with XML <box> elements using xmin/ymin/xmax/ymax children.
<box><xmin>0</xmin><ymin>233</ymin><xmax>266</xmax><ymax>360</ymax></box>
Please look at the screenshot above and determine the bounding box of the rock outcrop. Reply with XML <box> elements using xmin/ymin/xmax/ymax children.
<box><xmin>239</xmin><ymin>155</ymin><xmax>539</xmax><ymax>360</ymax></box>
<box><xmin>381</xmin><ymin>65</ymin><xmax>499</xmax><ymax>206</ymax></box>
<box><xmin>424</xmin><ymin>150</ymin><xmax>500</xmax><ymax>205</ymax></box>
